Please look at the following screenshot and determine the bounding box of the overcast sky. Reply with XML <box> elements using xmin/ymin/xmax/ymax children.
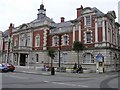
<box><xmin>0</xmin><ymin>0</ymin><xmax>119</xmax><ymax>31</ymax></box>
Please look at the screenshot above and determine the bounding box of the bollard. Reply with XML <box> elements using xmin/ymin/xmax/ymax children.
<box><xmin>51</xmin><ymin>67</ymin><xmax>55</xmax><ymax>75</ymax></box>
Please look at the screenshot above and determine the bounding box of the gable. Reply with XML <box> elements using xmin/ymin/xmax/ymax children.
<box><xmin>82</xmin><ymin>7</ymin><xmax>92</xmax><ymax>14</ymax></box>
<box><xmin>20</xmin><ymin>24</ymin><xmax>28</xmax><ymax>29</ymax></box>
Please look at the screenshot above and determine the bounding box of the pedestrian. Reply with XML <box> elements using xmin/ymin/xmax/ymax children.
<box><xmin>73</xmin><ymin>63</ymin><xmax>77</xmax><ymax>73</ymax></box>
<box><xmin>77</xmin><ymin>65</ymin><xmax>83</xmax><ymax>73</ymax></box>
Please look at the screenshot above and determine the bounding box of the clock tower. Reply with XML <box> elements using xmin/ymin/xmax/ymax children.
<box><xmin>37</xmin><ymin>3</ymin><xmax>46</xmax><ymax>19</ymax></box>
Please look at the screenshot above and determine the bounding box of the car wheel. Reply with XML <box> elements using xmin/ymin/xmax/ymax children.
<box><xmin>11</xmin><ymin>70</ymin><xmax>14</xmax><ymax>72</ymax></box>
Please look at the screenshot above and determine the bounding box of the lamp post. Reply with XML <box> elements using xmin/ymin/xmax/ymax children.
<box><xmin>58</xmin><ymin>48</ymin><xmax>60</xmax><ymax>67</ymax></box>
<box><xmin>58</xmin><ymin>35</ymin><xmax>61</xmax><ymax>68</ymax></box>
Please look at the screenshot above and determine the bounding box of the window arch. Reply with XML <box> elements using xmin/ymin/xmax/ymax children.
<box><xmin>35</xmin><ymin>34</ymin><xmax>40</xmax><ymax>47</ymax></box>
<box><xmin>83</xmin><ymin>53</ymin><xmax>94</xmax><ymax>64</ymax></box>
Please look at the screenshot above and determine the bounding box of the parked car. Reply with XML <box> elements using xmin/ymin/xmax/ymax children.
<box><xmin>2</xmin><ymin>63</ymin><xmax>15</xmax><ymax>72</ymax></box>
<box><xmin>0</xmin><ymin>64</ymin><xmax>8</xmax><ymax>72</ymax></box>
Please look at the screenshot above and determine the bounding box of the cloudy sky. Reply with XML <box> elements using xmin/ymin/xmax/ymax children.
<box><xmin>0</xmin><ymin>0</ymin><xmax>119</xmax><ymax>31</ymax></box>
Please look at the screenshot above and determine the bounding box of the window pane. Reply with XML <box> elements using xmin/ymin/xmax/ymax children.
<box><xmin>64</xmin><ymin>36</ymin><xmax>68</xmax><ymax>45</ymax></box>
<box><xmin>54</xmin><ymin>37</ymin><xmax>58</xmax><ymax>46</ymax></box>
<box><xmin>35</xmin><ymin>35</ymin><xmax>40</xmax><ymax>47</ymax></box>
<box><xmin>83</xmin><ymin>53</ymin><xmax>94</xmax><ymax>64</ymax></box>
<box><xmin>86</xmin><ymin>16</ymin><xmax>90</xmax><ymax>26</ymax></box>
<box><xmin>86</xmin><ymin>32</ymin><xmax>91</xmax><ymax>43</ymax></box>
<box><xmin>36</xmin><ymin>54</ymin><xmax>39</xmax><ymax>62</ymax></box>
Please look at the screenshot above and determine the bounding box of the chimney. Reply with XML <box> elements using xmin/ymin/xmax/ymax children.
<box><xmin>61</xmin><ymin>17</ymin><xmax>65</xmax><ymax>22</ymax></box>
<box><xmin>9</xmin><ymin>23</ymin><xmax>14</xmax><ymax>36</ymax></box>
<box><xmin>77</xmin><ymin>5</ymin><xmax>83</xmax><ymax>18</ymax></box>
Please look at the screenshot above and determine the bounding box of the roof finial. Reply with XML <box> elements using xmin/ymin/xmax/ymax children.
<box><xmin>41</xmin><ymin>0</ymin><xmax>43</xmax><ymax>4</ymax></box>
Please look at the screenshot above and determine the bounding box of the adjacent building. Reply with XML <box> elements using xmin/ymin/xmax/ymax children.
<box><xmin>118</xmin><ymin>1</ymin><xmax>120</xmax><ymax>24</ymax></box>
<box><xmin>2</xmin><ymin>3</ymin><xmax>120</xmax><ymax>72</ymax></box>
<box><xmin>0</xmin><ymin>31</ymin><xmax>3</xmax><ymax>63</ymax></box>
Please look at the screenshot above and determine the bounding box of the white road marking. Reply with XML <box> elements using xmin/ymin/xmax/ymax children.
<box><xmin>6</xmin><ymin>75</ymin><xmax>28</xmax><ymax>79</ymax></box>
<box><xmin>51</xmin><ymin>82</ymin><xmax>88</xmax><ymax>87</ymax></box>
<box><xmin>43</xmin><ymin>81</ymin><xmax>49</xmax><ymax>83</ymax></box>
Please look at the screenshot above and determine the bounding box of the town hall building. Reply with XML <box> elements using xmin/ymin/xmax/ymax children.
<box><xmin>1</xmin><ymin>3</ymin><xmax>120</xmax><ymax>72</ymax></box>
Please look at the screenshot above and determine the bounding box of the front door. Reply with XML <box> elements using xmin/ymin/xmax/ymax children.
<box><xmin>20</xmin><ymin>54</ymin><xmax>28</xmax><ymax>66</ymax></box>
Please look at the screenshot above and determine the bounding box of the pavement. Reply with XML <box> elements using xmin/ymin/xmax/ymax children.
<box><xmin>14</xmin><ymin>66</ymin><xmax>119</xmax><ymax>79</ymax></box>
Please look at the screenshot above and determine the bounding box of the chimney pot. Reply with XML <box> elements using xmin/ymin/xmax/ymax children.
<box><xmin>77</xmin><ymin>5</ymin><xmax>83</xmax><ymax>18</ymax></box>
<box><xmin>61</xmin><ymin>17</ymin><xmax>65</xmax><ymax>22</ymax></box>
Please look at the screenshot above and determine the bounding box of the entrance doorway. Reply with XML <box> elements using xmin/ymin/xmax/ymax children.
<box><xmin>20</xmin><ymin>53</ymin><xmax>28</xmax><ymax>66</ymax></box>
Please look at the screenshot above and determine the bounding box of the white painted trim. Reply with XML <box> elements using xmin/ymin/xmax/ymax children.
<box><xmin>61</xmin><ymin>34</ymin><xmax>69</xmax><ymax>46</ymax></box>
<box><xmin>106</xmin><ymin>21</ymin><xmax>109</xmax><ymax>42</ymax></box>
<box><xmin>102</xmin><ymin>18</ymin><xmax>106</xmax><ymax>42</ymax></box>
<box><xmin>95</xmin><ymin>19</ymin><xmax>98</xmax><ymax>42</ymax></box>
<box><xmin>73</xmin><ymin>26</ymin><xmax>75</xmax><ymax>43</ymax></box>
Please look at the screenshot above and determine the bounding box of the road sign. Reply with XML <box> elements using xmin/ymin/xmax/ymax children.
<box><xmin>96</xmin><ymin>53</ymin><xmax>103</xmax><ymax>62</ymax></box>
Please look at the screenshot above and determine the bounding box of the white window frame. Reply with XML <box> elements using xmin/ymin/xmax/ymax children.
<box><xmin>84</xmin><ymin>15</ymin><xmax>91</xmax><ymax>27</ymax></box>
<box><xmin>52</xmin><ymin>36</ymin><xmax>59</xmax><ymax>46</ymax></box>
<box><xmin>62</xmin><ymin>34</ymin><xmax>69</xmax><ymax>46</ymax></box>
<box><xmin>83</xmin><ymin>53</ymin><xmax>94</xmax><ymax>64</ymax></box>
<box><xmin>86</xmin><ymin>31</ymin><xmax>92</xmax><ymax>43</ymax></box>
<box><xmin>35</xmin><ymin>34</ymin><xmax>40</xmax><ymax>47</ymax></box>
<box><xmin>14</xmin><ymin>37</ymin><xmax>18</xmax><ymax>47</ymax></box>
<box><xmin>20</xmin><ymin>34</ymin><xmax>25</xmax><ymax>46</ymax></box>
<box><xmin>27</xmin><ymin>35</ymin><xmax>30</xmax><ymax>47</ymax></box>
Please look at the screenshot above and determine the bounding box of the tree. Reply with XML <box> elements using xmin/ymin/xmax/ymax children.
<box><xmin>48</xmin><ymin>49</ymin><xmax>56</xmax><ymax>68</ymax></box>
<box><xmin>73</xmin><ymin>41</ymin><xmax>83</xmax><ymax>68</ymax></box>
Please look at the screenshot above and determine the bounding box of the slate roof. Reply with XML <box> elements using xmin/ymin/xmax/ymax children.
<box><xmin>31</xmin><ymin>15</ymin><xmax>54</xmax><ymax>24</ymax></box>
<box><xmin>12</xmin><ymin>14</ymin><xmax>55</xmax><ymax>33</ymax></box>
<box><xmin>92</xmin><ymin>7</ymin><xmax>104</xmax><ymax>17</ymax></box>
<box><xmin>55</xmin><ymin>21</ymin><xmax>73</xmax><ymax>28</ymax></box>
<box><xmin>3</xmin><ymin>30</ymin><xmax>9</xmax><ymax>38</ymax></box>
<box><xmin>50</xmin><ymin>21</ymin><xmax>73</xmax><ymax>34</ymax></box>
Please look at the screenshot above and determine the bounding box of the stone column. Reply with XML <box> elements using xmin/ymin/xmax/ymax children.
<box><xmin>106</xmin><ymin>21</ymin><xmax>109</xmax><ymax>42</ymax></box>
<box><xmin>43</xmin><ymin>29</ymin><xmax>47</xmax><ymax>50</ymax></box>
<box><xmin>102</xmin><ymin>17</ymin><xmax>106</xmax><ymax>42</ymax></box>
<box><xmin>95</xmin><ymin>19</ymin><xmax>98</xmax><ymax>42</ymax></box>
<box><xmin>73</xmin><ymin>26</ymin><xmax>75</xmax><ymax>43</ymax></box>
<box><xmin>18</xmin><ymin>53</ymin><xmax>20</xmax><ymax>66</ymax></box>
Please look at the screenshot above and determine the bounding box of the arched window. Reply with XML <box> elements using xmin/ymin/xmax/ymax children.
<box><xmin>35</xmin><ymin>34</ymin><xmax>40</xmax><ymax>47</ymax></box>
<box><xmin>83</xmin><ymin>53</ymin><xmax>94</xmax><ymax>64</ymax></box>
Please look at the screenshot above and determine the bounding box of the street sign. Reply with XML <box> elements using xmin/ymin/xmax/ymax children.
<box><xmin>96</xmin><ymin>53</ymin><xmax>103</xmax><ymax>62</ymax></box>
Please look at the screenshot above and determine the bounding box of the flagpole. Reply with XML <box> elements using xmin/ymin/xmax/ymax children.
<box><xmin>7</xmin><ymin>36</ymin><xmax>10</xmax><ymax>63</ymax></box>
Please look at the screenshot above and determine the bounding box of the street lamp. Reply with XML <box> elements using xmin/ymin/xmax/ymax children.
<box><xmin>58</xmin><ymin>48</ymin><xmax>60</xmax><ymax>67</ymax></box>
<box><xmin>58</xmin><ymin>35</ymin><xmax>61</xmax><ymax>68</ymax></box>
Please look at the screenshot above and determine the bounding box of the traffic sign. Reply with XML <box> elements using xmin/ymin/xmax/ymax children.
<box><xmin>96</xmin><ymin>53</ymin><xmax>104</xmax><ymax>62</ymax></box>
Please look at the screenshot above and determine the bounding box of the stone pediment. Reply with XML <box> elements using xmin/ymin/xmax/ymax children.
<box><xmin>20</xmin><ymin>24</ymin><xmax>28</xmax><ymax>29</ymax></box>
<box><xmin>82</xmin><ymin>7</ymin><xmax>92</xmax><ymax>14</ymax></box>
<box><xmin>107</xmin><ymin>11</ymin><xmax>116</xmax><ymax>19</ymax></box>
